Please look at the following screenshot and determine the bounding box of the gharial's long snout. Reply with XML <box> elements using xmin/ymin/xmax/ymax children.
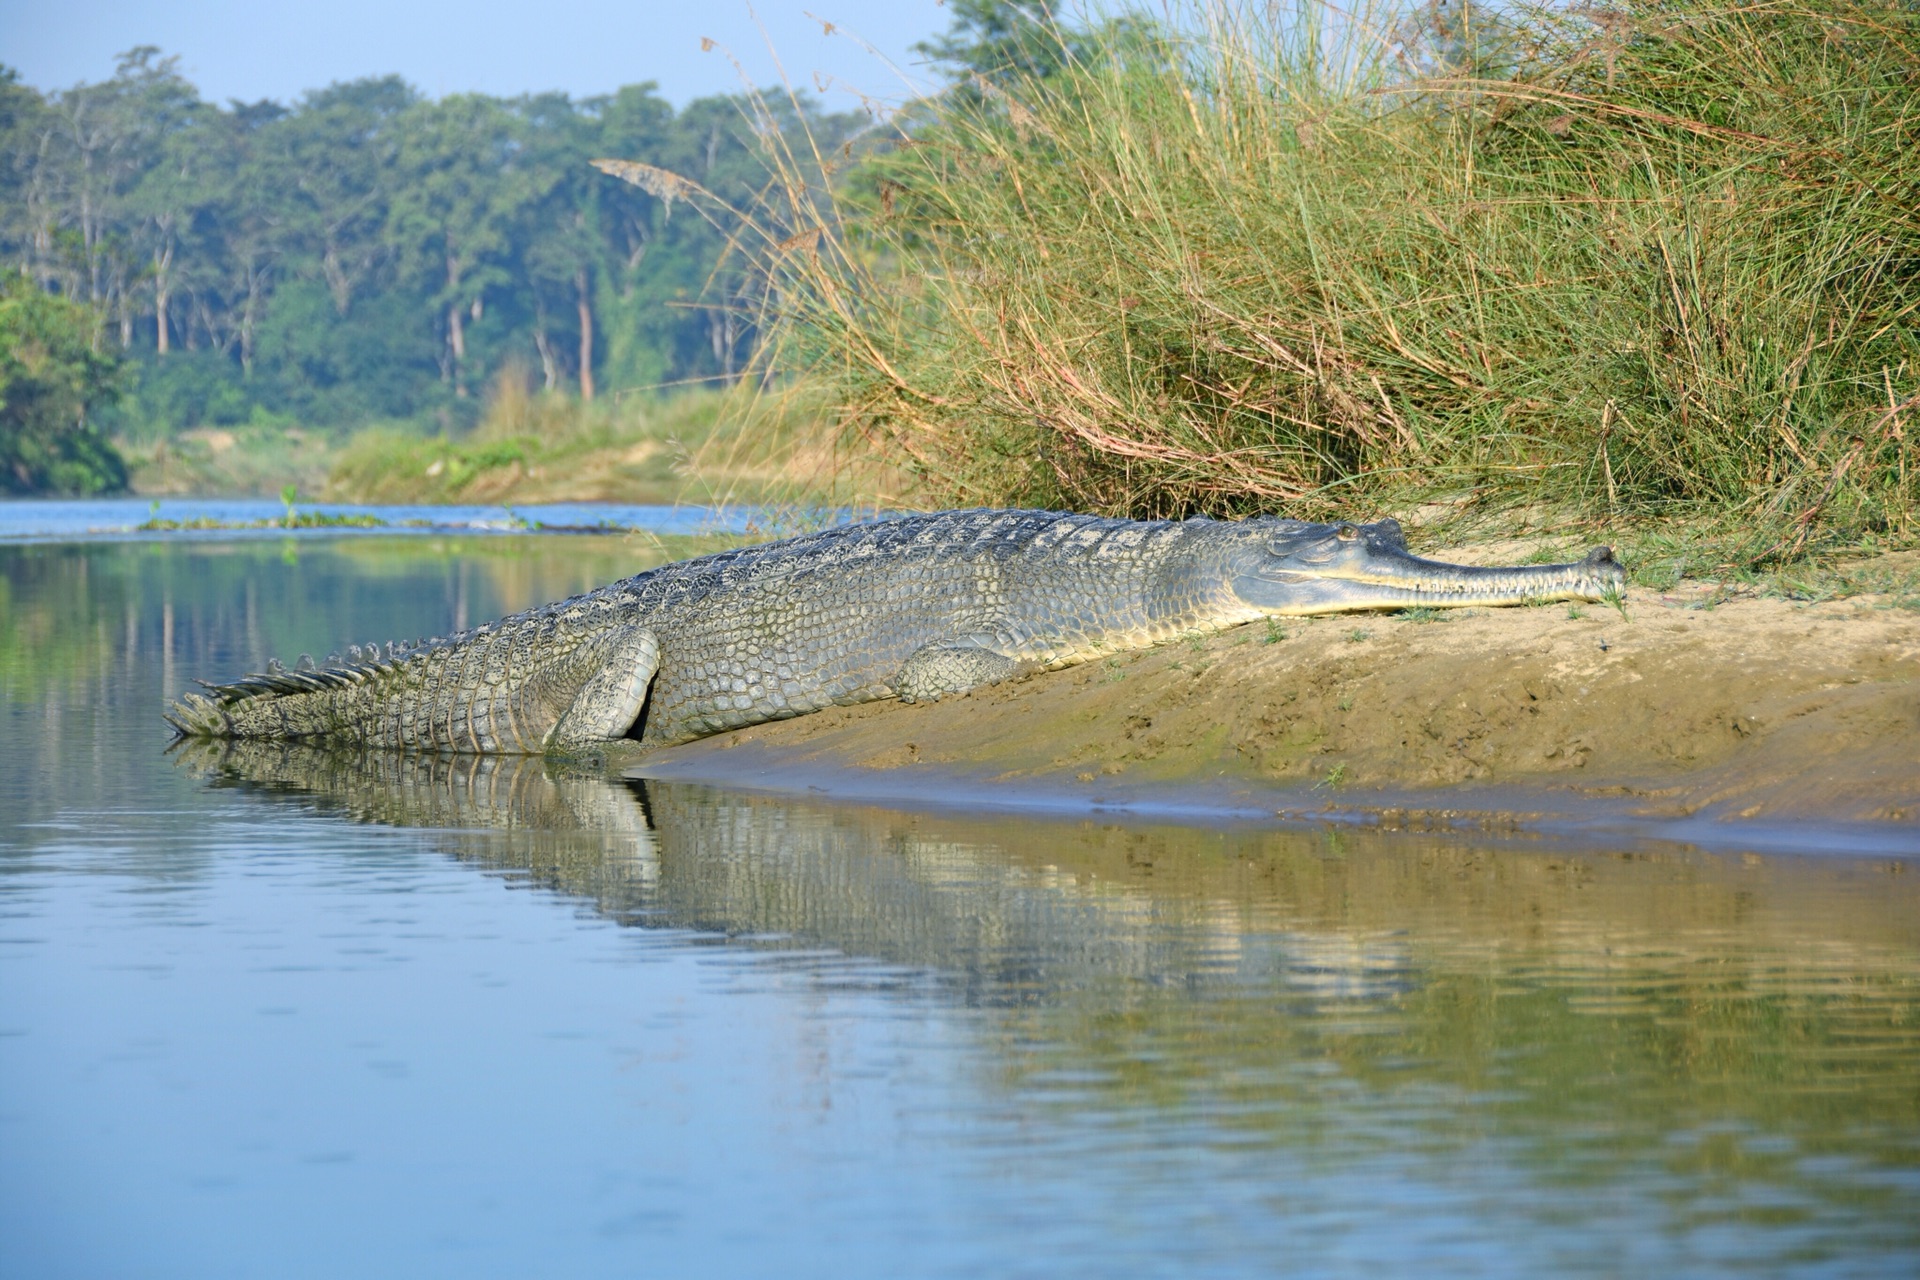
<box><xmin>1233</xmin><ymin>520</ymin><xmax>1628</xmax><ymax>615</ymax></box>
<box><xmin>1326</xmin><ymin>544</ymin><xmax>1627</xmax><ymax>610</ymax></box>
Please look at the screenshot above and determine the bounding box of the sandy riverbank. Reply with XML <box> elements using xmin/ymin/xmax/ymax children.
<box><xmin>629</xmin><ymin>551</ymin><xmax>1920</xmax><ymax>847</ymax></box>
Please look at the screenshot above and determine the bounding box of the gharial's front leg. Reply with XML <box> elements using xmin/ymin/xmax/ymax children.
<box><xmin>894</xmin><ymin>641</ymin><xmax>1024</xmax><ymax>704</ymax></box>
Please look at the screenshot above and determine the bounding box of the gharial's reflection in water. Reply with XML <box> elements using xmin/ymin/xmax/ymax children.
<box><xmin>175</xmin><ymin>737</ymin><xmax>1920</xmax><ymax>1262</ymax></box>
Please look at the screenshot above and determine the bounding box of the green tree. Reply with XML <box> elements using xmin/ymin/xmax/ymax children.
<box><xmin>0</xmin><ymin>55</ymin><xmax>861</xmax><ymax>439</ymax></box>
<box><xmin>281</xmin><ymin>77</ymin><xmax>414</xmax><ymax>319</ymax></box>
<box><xmin>387</xmin><ymin>94</ymin><xmax>553</xmax><ymax>403</ymax></box>
<box><xmin>0</xmin><ymin>274</ymin><xmax>125</xmax><ymax>493</ymax></box>
<box><xmin>513</xmin><ymin>90</ymin><xmax>607</xmax><ymax>398</ymax></box>
<box><xmin>915</xmin><ymin>0</ymin><xmax>1153</xmax><ymax>90</ymax></box>
<box><xmin>0</xmin><ymin>67</ymin><xmax>47</xmax><ymax>273</ymax></box>
<box><xmin>123</xmin><ymin>63</ymin><xmax>219</xmax><ymax>359</ymax></box>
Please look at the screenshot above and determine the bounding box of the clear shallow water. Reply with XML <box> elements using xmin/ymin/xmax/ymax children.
<box><xmin>3</xmin><ymin>536</ymin><xmax>1918</xmax><ymax>1278</ymax></box>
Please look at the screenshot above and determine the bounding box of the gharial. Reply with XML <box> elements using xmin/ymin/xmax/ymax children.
<box><xmin>165</xmin><ymin>508</ymin><xmax>1626</xmax><ymax>755</ymax></box>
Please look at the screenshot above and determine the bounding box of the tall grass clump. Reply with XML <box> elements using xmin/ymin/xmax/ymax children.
<box><xmin>753</xmin><ymin>0</ymin><xmax>1919</xmax><ymax>562</ymax></box>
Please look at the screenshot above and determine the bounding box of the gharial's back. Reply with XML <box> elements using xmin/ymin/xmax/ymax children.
<box><xmin>632</xmin><ymin>509</ymin><xmax>1217</xmax><ymax>741</ymax></box>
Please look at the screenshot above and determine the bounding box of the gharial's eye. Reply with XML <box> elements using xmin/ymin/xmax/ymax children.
<box><xmin>1335</xmin><ymin>524</ymin><xmax>1360</xmax><ymax>541</ymax></box>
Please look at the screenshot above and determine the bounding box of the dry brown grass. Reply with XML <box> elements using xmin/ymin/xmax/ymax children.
<box><xmin>738</xmin><ymin>0</ymin><xmax>1920</xmax><ymax>567</ymax></box>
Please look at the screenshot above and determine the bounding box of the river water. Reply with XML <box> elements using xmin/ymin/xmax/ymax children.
<box><xmin>3</xmin><ymin>532</ymin><xmax>1917</xmax><ymax>1278</ymax></box>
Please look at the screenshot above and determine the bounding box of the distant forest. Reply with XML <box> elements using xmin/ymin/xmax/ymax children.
<box><xmin>0</xmin><ymin>50</ymin><xmax>863</xmax><ymax>438</ymax></box>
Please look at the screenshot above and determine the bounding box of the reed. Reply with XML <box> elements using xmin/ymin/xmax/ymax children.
<box><xmin>750</xmin><ymin>0</ymin><xmax>1919</xmax><ymax>564</ymax></box>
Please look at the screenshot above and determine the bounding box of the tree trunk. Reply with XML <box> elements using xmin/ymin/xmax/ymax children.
<box><xmin>445</xmin><ymin>254</ymin><xmax>467</xmax><ymax>395</ymax></box>
<box><xmin>153</xmin><ymin>232</ymin><xmax>175</xmax><ymax>355</ymax></box>
<box><xmin>708</xmin><ymin>308</ymin><xmax>740</xmax><ymax>383</ymax></box>
<box><xmin>448</xmin><ymin>303</ymin><xmax>466</xmax><ymax>396</ymax></box>
<box><xmin>575</xmin><ymin>270</ymin><xmax>595</xmax><ymax>402</ymax></box>
<box><xmin>192</xmin><ymin>295</ymin><xmax>218</xmax><ymax>353</ymax></box>
<box><xmin>241</xmin><ymin>263</ymin><xmax>263</xmax><ymax>375</ymax></box>
<box><xmin>79</xmin><ymin>182</ymin><xmax>101</xmax><ymax>304</ymax></box>
<box><xmin>323</xmin><ymin>242</ymin><xmax>351</xmax><ymax>315</ymax></box>
<box><xmin>533</xmin><ymin>325</ymin><xmax>558</xmax><ymax>392</ymax></box>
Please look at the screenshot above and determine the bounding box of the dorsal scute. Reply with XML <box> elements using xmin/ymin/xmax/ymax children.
<box><xmin>217</xmin><ymin>636</ymin><xmax>430</xmax><ymax>706</ymax></box>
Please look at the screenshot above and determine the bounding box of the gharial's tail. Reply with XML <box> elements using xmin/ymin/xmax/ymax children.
<box><xmin>163</xmin><ymin>646</ymin><xmax>413</xmax><ymax>742</ymax></box>
<box><xmin>163</xmin><ymin>612</ymin><xmax>655</xmax><ymax>754</ymax></box>
<box><xmin>163</xmin><ymin>687</ymin><xmax>231</xmax><ymax>738</ymax></box>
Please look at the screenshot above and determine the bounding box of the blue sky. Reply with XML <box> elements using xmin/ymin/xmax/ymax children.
<box><xmin>1</xmin><ymin>0</ymin><xmax>956</xmax><ymax>108</ymax></box>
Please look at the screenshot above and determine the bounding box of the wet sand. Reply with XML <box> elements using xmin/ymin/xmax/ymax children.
<box><xmin>629</xmin><ymin>552</ymin><xmax>1920</xmax><ymax>852</ymax></box>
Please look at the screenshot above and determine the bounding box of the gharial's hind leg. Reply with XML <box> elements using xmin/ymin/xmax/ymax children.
<box><xmin>894</xmin><ymin>642</ymin><xmax>1022</xmax><ymax>704</ymax></box>
<box><xmin>545</xmin><ymin>627</ymin><xmax>660</xmax><ymax>754</ymax></box>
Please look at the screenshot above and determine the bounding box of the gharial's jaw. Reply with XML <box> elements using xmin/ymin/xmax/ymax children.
<box><xmin>1234</xmin><ymin>546</ymin><xmax>1627</xmax><ymax>616</ymax></box>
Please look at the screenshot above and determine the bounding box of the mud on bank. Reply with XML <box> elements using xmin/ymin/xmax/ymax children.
<box><xmin>633</xmin><ymin>553</ymin><xmax>1920</xmax><ymax>839</ymax></box>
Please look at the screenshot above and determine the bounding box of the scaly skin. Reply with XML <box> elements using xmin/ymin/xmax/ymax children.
<box><xmin>165</xmin><ymin>509</ymin><xmax>1626</xmax><ymax>755</ymax></box>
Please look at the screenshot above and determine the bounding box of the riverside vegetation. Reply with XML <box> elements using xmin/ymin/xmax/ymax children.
<box><xmin>746</xmin><ymin>0</ymin><xmax>1919</xmax><ymax>576</ymax></box>
<box><xmin>0</xmin><ymin>53</ymin><xmax>857</xmax><ymax>500</ymax></box>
